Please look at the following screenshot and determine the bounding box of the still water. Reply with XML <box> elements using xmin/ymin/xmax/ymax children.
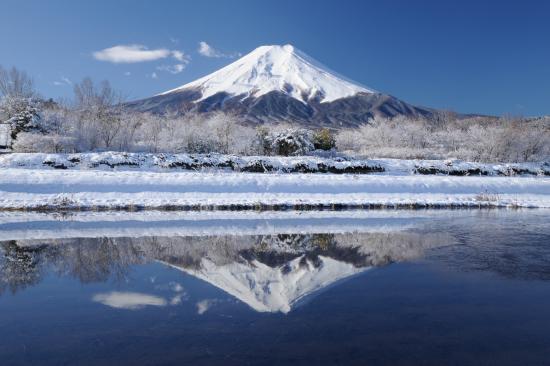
<box><xmin>0</xmin><ymin>210</ymin><xmax>549</xmax><ymax>365</ymax></box>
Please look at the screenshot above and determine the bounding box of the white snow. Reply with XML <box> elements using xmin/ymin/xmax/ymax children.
<box><xmin>1</xmin><ymin>152</ymin><xmax>548</xmax><ymax>176</ymax></box>
<box><xmin>0</xmin><ymin>168</ymin><xmax>549</xmax><ymax>210</ymax></box>
<box><xmin>1</xmin><ymin>152</ymin><xmax>548</xmax><ymax>211</ymax></box>
<box><xmin>160</xmin><ymin>44</ymin><xmax>374</xmax><ymax>103</ymax></box>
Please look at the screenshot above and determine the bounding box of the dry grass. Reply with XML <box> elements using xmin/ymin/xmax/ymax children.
<box><xmin>475</xmin><ymin>190</ymin><xmax>500</xmax><ymax>202</ymax></box>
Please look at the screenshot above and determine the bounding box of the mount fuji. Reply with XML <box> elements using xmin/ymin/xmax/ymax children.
<box><xmin>127</xmin><ymin>44</ymin><xmax>433</xmax><ymax>127</ymax></box>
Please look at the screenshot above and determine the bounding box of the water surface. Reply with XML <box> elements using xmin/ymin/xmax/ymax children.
<box><xmin>0</xmin><ymin>210</ymin><xmax>549</xmax><ymax>365</ymax></box>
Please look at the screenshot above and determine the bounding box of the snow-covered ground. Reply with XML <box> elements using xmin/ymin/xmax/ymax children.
<box><xmin>0</xmin><ymin>166</ymin><xmax>549</xmax><ymax>210</ymax></box>
<box><xmin>1</xmin><ymin>152</ymin><xmax>548</xmax><ymax>211</ymax></box>
<box><xmin>1</xmin><ymin>152</ymin><xmax>549</xmax><ymax>176</ymax></box>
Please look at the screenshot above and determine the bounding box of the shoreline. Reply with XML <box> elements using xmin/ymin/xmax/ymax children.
<box><xmin>0</xmin><ymin>203</ymin><xmax>540</xmax><ymax>213</ymax></box>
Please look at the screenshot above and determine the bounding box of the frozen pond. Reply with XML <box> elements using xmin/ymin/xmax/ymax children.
<box><xmin>0</xmin><ymin>210</ymin><xmax>549</xmax><ymax>365</ymax></box>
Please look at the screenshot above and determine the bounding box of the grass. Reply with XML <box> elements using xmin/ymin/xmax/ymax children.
<box><xmin>475</xmin><ymin>190</ymin><xmax>500</xmax><ymax>202</ymax></box>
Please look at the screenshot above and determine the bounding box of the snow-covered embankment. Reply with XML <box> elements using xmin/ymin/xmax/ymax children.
<box><xmin>0</xmin><ymin>168</ymin><xmax>549</xmax><ymax>210</ymax></box>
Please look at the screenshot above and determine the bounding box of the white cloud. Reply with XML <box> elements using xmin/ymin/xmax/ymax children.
<box><xmin>93</xmin><ymin>45</ymin><xmax>170</xmax><ymax>63</ymax></box>
<box><xmin>148</xmin><ymin>72</ymin><xmax>158</xmax><ymax>79</ymax></box>
<box><xmin>124</xmin><ymin>71</ymin><xmax>131</xmax><ymax>76</ymax></box>
<box><xmin>92</xmin><ymin>291</ymin><xmax>167</xmax><ymax>310</ymax></box>
<box><xmin>198</xmin><ymin>41</ymin><xmax>238</xmax><ymax>58</ymax></box>
<box><xmin>198</xmin><ymin>41</ymin><xmax>221</xmax><ymax>57</ymax></box>
<box><xmin>93</xmin><ymin>44</ymin><xmax>189</xmax><ymax>64</ymax></box>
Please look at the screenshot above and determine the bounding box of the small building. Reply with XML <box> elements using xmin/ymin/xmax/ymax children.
<box><xmin>0</xmin><ymin>123</ymin><xmax>12</xmax><ymax>150</ymax></box>
<box><xmin>0</xmin><ymin>110</ymin><xmax>12</xmax><ymax>151</ymax></box>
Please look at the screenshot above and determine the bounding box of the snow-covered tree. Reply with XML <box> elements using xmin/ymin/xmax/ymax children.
<box><xmin>264</xmin><ymin>127</ymin><xmax>315</xmax><ymax>156</ymax></box>
<box><xmin>0</xmin><ymin>66</ymin><xmax>41</xmax><ymax>141</ymax></box>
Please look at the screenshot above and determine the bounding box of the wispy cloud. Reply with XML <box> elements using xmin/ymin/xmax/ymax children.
<box><xmin>53</xmin><ymin>76</ymin><xmax>72</xmax><ymax>86</ymax></box>
<box><xmin>171</xmin><ymin>50</ymin><xmax>186</xmax><ymax>62</ymax></box>
<box><xmin>155</xmin><ymin>50</ymin><xmax>190</xmax><ymax>74</ymax></box>
<box><xmin>93</xmin><ymin>44</ymin><xmax>188</xmax><ymax>64</ymax></box>
<box><xmin>157</xmin><ymin>63</ymin><xmax>187</xmax><ymax>74</ymax></box>
<box><xmin>198</xmin><ymin>41</ymin><xmax>239</xmax><ymax>58</ymax></box>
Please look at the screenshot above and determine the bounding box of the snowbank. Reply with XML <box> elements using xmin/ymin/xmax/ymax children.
<box><xmin>0</xmin><ymin>152</ymin><xmax>384</xmax><ymax>174</ymax></box>
<box><xmin>1</xmin><ymin>152</ymin><xmax>549</xmax><ymax>176</ymax></box>
<box><xmin>0</xmin><ymin>168</ymin><xmax>549</xmax><ymax>210</ymax></box>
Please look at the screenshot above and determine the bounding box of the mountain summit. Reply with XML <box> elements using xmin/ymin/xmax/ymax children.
<box><xmin>162</xmin><ymin>44</ymin><xmax>375</xmax><ymax>104</ymax></box>
<box><xmin>128</xmin><ymin>44</ymin><xmax>432</xmax><ymax>126</ymax></box>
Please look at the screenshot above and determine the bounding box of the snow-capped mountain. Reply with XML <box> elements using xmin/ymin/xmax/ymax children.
<box><xmin>127</xmin><ymin>44</ymin><xmax>432</xmax><ymax>126</ymax></box>
<box><xmin>162</xmin><ymin>44</ymin><xmax>375</xmax><ymax>104</ymax></box>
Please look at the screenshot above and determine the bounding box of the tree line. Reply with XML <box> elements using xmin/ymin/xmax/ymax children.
<box><xmin>0</xmin><ymin>65</ymin><xmax>548</xmax><ymax>162</ymax></box>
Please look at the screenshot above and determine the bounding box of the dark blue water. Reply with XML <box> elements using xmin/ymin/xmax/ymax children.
<box><xmin>0</xmin><ymin>210</ymin><xmax>549</xmax><ymax>365</ymax></box>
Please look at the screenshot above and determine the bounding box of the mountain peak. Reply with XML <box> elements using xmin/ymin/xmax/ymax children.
<box><xmin>161</xmin><ymin>44</ymin><xmax>374</xmax><ymax>103</ymax></box>
<box><xmin>129</xmin><ymin>44</ymin><xmax>432</xmax><ymax>126</ymax></box>
<box><xmin>255</xmin><ymin>43</ymin><xmax>295</xmax><ymax>51</ymax></box>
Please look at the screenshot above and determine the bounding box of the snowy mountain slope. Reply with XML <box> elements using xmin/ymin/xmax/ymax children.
<box><xmin>127</xmin><ymin>44</ymin><xmax>432</xmax><ymax>126</ymax></box>
<box><xmin>161</xmin><ymin>44</ymin><xmax>375</xmax><ymax>104</ymax></box>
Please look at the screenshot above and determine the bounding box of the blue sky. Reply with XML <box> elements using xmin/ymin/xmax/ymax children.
<box><xmin>1</xmin><ymin>0</ymin><xmax>549</xmax><ymax>116</ymax></box>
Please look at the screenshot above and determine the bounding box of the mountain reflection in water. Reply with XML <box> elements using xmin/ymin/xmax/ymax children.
<box><xmin>0</xmin><ymin>231</ymin><xmax>447</xmax><ymax>313</ymax></box>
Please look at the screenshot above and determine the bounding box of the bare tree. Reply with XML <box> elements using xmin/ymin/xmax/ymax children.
<box><xmin>73</xmin><ymin>78</ymin><xmax>126</xmax><ymax>149</ymax></box>
<box><xmin>0</xmin><ymin>66</ymin><xmax>36</xmax><ymax>99</ymax></box>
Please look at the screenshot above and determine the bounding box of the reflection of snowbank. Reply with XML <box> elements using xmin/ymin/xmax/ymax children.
<box><xmin>0</xmin><ymin>210</ymin><xmax>424</xmax><ymax>241</ymax></box>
